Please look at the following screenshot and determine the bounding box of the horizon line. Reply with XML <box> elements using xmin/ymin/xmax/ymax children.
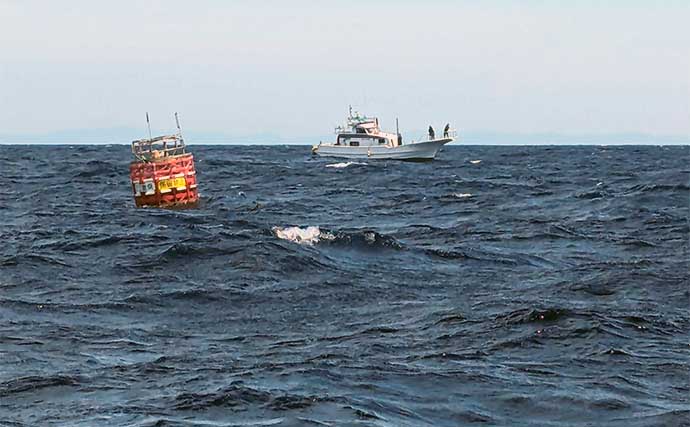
<box><xmin>1</xmin><ymin>142</ymin><xmax>688</xmax><ymax>147</ymax></box>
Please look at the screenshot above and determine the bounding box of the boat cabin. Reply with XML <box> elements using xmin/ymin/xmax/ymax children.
<box><xmin>336</xmin><ymin>133</ymin><xmax>394</xmax><ymax>147</ymax></box>
<box><xmin>334</xmin><ymin>110</ymin><xmax>400</xmax><ymax>147</ymax></box>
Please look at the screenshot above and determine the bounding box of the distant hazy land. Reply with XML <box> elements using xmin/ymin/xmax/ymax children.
<box><xmin>1</xmin><ymin>129</ymin><xmax>688</xmax><ymax>145</ymax></box>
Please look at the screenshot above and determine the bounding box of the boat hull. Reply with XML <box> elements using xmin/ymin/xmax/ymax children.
<box><xmin>312</xmin><ymin>138</ymin><xmax>453</xmax><ymax>160</ymax></box>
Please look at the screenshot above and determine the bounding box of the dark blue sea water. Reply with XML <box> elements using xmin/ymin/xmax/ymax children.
<box><xmin>1</xmin><ymin>145</ymin><xmax>689</xmax><ymax>426</ymax></box>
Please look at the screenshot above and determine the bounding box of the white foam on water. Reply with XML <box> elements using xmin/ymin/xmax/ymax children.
<box><xmin>325</xmin><ymin>162</ymin><xmax>367</xmax><ymax>169</ymax></box>
<box><xmin>470</xmin><ymin>160</ymin><xmax>482</xmax><ymax>164</ymax></box>
<box><xmin>273</xmin><ymin>226</ymin><xmax>332</xmax><ymax>246</ymax></box>
<box><xmin>364</xmin><ymin>231</ymin><xmax>376</xmax><ymax>244</ymax></box>
<box><xmin>453</xmin><ymin>193</ymin><xmax>473</xmax><ymax>198</ymax></box>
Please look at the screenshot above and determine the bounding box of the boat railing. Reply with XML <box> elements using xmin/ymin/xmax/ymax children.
<box><xmin>409</xmin><ymin>128</ymin><xmax>458</xmax><ymax>143</ymax></box>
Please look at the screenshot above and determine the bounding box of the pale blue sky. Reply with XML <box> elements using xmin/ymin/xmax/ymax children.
<box><xmin>1</xmin><ymin>0</ymin><xmax>688</xmax><ymax>140</ymax></box>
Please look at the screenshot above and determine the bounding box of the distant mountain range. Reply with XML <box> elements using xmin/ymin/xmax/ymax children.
<box><xmin>0</xmin><ymin>128</ymin><xmax>688</xmax><ymax>145</ymax></box>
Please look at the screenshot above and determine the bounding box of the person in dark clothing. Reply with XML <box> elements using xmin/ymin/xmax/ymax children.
<box><xmin>428</xmin><ymin>125</ymin><xmax>435</xmax><ymax>140</ymax></box>
<box><xmin>443</xmin><ymin>123</ymin><xmax>450</xmax><ymax>138</ymax></box>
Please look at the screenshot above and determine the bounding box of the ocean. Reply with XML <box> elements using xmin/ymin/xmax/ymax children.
<box><xmin>1</xmin><ymin>144</ymin><xmax>688</xmax><ymax>426</ymax></box>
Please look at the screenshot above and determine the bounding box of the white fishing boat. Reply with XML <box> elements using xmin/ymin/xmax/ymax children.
<box><xmin>312</xmin><ymin>107</ymin><xmax>456</xmax><ymax>160</ymax></box>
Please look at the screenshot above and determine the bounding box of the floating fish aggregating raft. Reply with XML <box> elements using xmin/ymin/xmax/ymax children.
<box><xmin>129</xmin><ymin>114</ymin><xmax>199</xmax><ymax>208</ymax></box>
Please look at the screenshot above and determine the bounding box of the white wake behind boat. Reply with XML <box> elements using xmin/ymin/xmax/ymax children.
<box><xmin>312</xmin><ymin>108</ymin><xmax>456</xmax><ymax>161</ymax></box>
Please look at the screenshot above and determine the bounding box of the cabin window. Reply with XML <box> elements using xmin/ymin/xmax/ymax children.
<box><xmin>350</xmin><ymin>141</ymin><xmax>359</xmax><ymax>147</ymax></box>
<box><xmin>356</xmin><ymin>128</ymin><xmax>366</xmax><ymax>134</ymax></box>
<box><xmin>378</xmin><ymin>138</ymin><xmax>386</xmax><ymax>144</ymax></box>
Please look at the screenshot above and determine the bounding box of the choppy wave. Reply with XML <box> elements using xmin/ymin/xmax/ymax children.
<box><xmin>1</xmin><ymin>144</ymin><xmax>688</xmax><ymax>426</ymax></box>
<box><xmin>272</xmin><ymin>226</ymin><xmax>404</xmax><ymax>253</ymax></box>
<box><xmin>273</xmin><ymin>226</ymin><xmax>331</xmax><ymax>245</ymax></box>
<box><xmin>0</xmin><ymin>375</ymin><xmax>79</xmax><ymax>397</ymax></box>
<box><xmin>325</xmin><ymin>161</ymin><xmax>367</xmax><ymax>169</ymax></box>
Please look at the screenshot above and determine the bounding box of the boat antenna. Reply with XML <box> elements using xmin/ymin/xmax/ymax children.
<box><xmin>396</xmin><ymin>117</ymin><xmax>400</xmax><ymax>135</ymax></box>
<box><xmin>146</xmin><ymin>112</ymin><xmax>152</xmax><ymax>141</ymax></box>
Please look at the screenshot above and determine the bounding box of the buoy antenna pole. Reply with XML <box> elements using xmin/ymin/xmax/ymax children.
<box><xmin>175</xmin><ymin>112</ymin><xmax>185</xmax><ymax>154</ymax></box>
<box><xmin>146</xmin><ymin>112</ymin><xmax>152</xmax><ymax>141</ymax></box>
<box><xmin>175</xmin><ymin>112</ymin><xmax>182</xmax><ymax>135</ymax></box>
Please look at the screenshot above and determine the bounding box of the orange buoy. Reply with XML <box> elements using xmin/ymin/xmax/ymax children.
<box><xmin>129</xmin><ymin>113</ymin><xmax>199</xmax><ymax>208</ymax></box>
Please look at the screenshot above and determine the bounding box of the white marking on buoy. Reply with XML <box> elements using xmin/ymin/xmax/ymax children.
<box><xmin>132</xmin><ymin>181</ymin><xmax>142</xmax><ymax>196</ymax></box>
<box><xmin>143</xmin><ymin>179</ymin><xmax>156</xmax><ymax>195</ymax></box>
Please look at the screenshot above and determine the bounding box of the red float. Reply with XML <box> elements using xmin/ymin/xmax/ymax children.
<box><xmin>129</xmin><ymin>114</ymin><xmax>199</xmax><ymax>208</ymax></box>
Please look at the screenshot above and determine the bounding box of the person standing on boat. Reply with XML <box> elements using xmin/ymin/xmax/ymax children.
<box><xmin>443</xmin><ymin>123</ymin><xmax>450</xmax><ymax>138</ymax></box>
<box><xmin>428</xmin><ymin>125</ymin><xmax>435</xmax><ymax>140</ymax></box>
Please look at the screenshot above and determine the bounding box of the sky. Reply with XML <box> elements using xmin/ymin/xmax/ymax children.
<box><xmin>1</xmin><ymin>0</ymin><xmax>689</xmax><ymax>143</ymax></box>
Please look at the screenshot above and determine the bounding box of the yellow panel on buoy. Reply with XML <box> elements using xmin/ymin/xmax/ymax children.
<box><xmin>158</xmin><ymin>176</ymin><xmax>186</xmax><ymax>193</ymax></box>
